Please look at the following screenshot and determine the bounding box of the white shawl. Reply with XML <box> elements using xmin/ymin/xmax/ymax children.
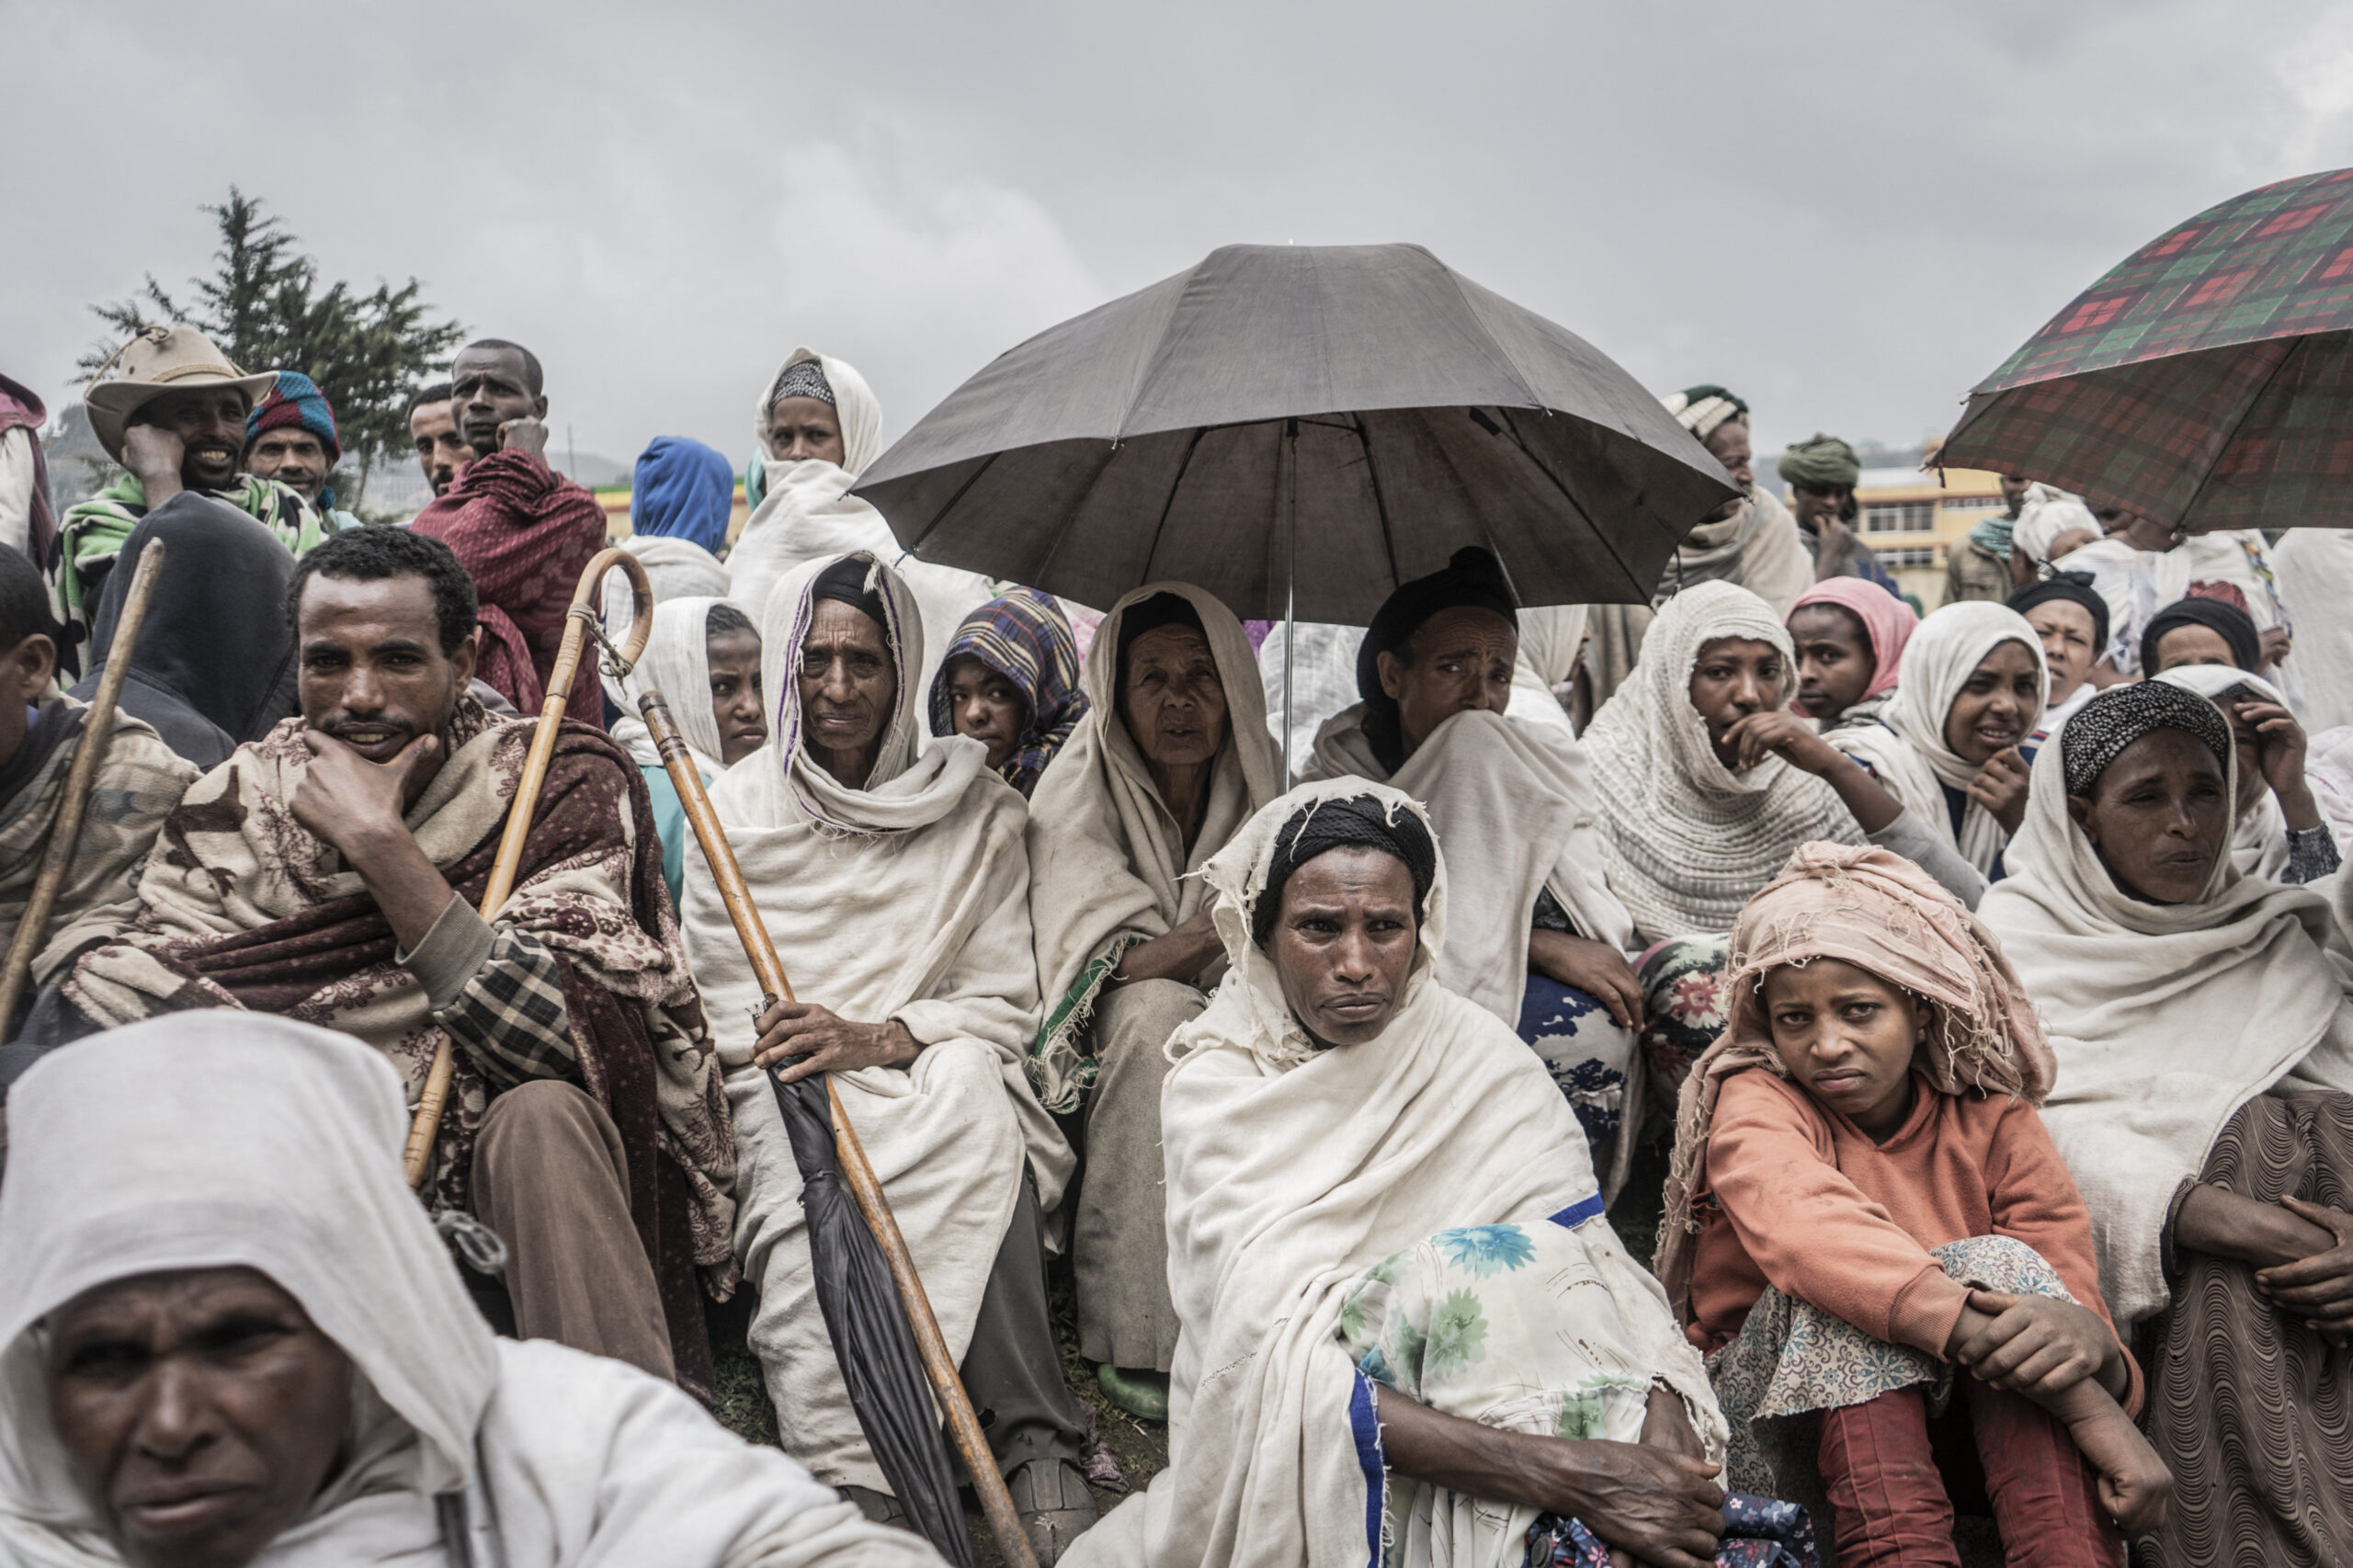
<box><xmin>2066</xmin><ymin>528</ymin><xmax>2286</xmax><ymax>675</ymax></box>
<box><xmin>1651</xmin><ymin>486</ymin><xmax>1814</xmax><ymax>619</ymax></box>
<box><xmin>725</xmin><ymin>347</ymin><xmax>991</xmax><ymax>695</ymax></box>
<box><xmin>0</xmin><ymin>1015</ymin><xmax>927</xmax><ymax>1568</ymax></box>
<box><xmin>2010</xmin><ymin>483</ymin><xmax>2098</xmax><ymax>571</ymax></box>
<box><xmin>1980</xmin><ymin>701</ymin><xmax>2353</xmax><ymax>1327</ymax></box>
<box><xmin>1583</xmin><ymin>581</ymin><xmax>1866</xmax><ymax>943</ymax></box>
<box><xmin>2273</xmin><ymin>528</ymin><xmax>2353</xmax><ymax>731</ymax></box>
<box><xmin>1068</xmin><ymin>780</ymin><xmax>1721</xmax><ymax>1568</ymax></box>
<box><xmin>2155</xmin><ymin>664</ymin><xmax>2292</xmax><ymax>881</ymax></box>
<box><xmin>1302</xmin><ymin>705</ymin><xmax>1635</xmax><ymax>1022</ymax></box>
<box><xmin>682</xmin><ymin>552</ymin><xmax>1071</xmax><ymax>1489</ymax></box>
<box><xmin>1506</xmin><ymin>604</ymin><xmax>1586</xmax><ymax>734</ymax></box>
<box><xmin>599</xmin><ymin>536</ymin><xmax>734</xmax><ymax>714</ymax></box>
<box><xmin>608</xmin><ymin>595</ymin><xmax>731</xmax><ymax>776</ymax></box>
<box><xmin>1826</xmin><ymin>602</ymin><xmax>2046</xmax><ymax>875</ymax></box>
<box><xmin>1026</xmin><ymin>583</ymin><xmax>1280</xmax><ymax>1112</ymax></box>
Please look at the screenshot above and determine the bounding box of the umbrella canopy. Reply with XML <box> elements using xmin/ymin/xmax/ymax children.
<box><xmin>1939</xmin><ymin>167</ymin><xmax>2353</xmax><ymax>529</ymax></box>
<box><xmin>854</xmin><ymin>243</ymin><xmax>1734</xmax><ymax>622</ymax></box>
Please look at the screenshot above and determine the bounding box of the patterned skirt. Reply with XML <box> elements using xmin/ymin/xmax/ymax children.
<box><xmin>1705</xmin><ymin>1236</ymin><xmax>2075</xmax><ymax>1521</ymax></box>
<box><xmin>2143</xmin><ymin>1090</ymin><xmax>2353</xmax><ymax>1567</ymax></box>
<box><xmin>1636</xmin><ymin>934</ymin><xmax>1735</xmax><ymax>1125</ymax></box>
<box><xmin>1518</xmin><ymin>973</ymin><xmax>1640</xmax><ymax>1194</ymax></box>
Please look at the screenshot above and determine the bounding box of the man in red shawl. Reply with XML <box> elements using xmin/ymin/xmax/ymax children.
<box><xmin>411</xmin><ymin>339</ymin><xmax>608</xmax><ymax>727</ymax></box>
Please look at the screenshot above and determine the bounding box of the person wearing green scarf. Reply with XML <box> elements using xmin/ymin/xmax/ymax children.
<box><xmin>1946</xmin><ymin>472</ymin><xmax>2032</xmax><ymax>604</ymax></box>
<box><xmin>1779</xmin><ymin>434</ymin><xmax>1898</xmax><ymax>595</ymax></box>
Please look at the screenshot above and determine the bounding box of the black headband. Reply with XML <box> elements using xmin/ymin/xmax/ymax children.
<box><xmin>1251</xmin><ymin>796</ymin><xmax>1438</xmax><ymax>948</ymax></box>
<box><xmin>2006</xmin><ymin>572</ymin><xmax>2109</xmax><ymax>657</ymax></box>
<box><xmin>1356</xmin><ymin>546</ymin><xmax>1518</xmax><ymax>771</ymax></box>
<box><xmin>2061</xmin><ymin>681</ymin><xmax>2233</xmax><ymax>798</ymax></box>
<box><xmin>2139</xmin><ymin>596</ymin><xmax>2260</xmax><ymax>676</ymax></box>
<box><xmin>813</xmin><ymin>556</ymin><xmax>888</xmax><ymax>628</ymax></box>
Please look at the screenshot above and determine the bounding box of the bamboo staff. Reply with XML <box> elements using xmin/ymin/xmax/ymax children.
<box><xmin>403</xmin><ymin>548</ymin><xmax>654</xmax><ymax>1187</ymax></box>
<box><xmin>0</xmin><ymin>540</ymin><xmax>170</xmax><ymax>1031</ymax></box>
<box><xmin>638</xmin><ymin>687</ymin><xmax>1040</xmax><ymax>1568</ymax></box>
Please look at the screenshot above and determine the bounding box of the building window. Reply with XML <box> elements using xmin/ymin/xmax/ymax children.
<box><xmin>1864</xmin><ymin>501</ymin><xmax>1938</xmax><ymax>534</ymax></box>
<box><xmin>1943</xmin><ymin>494</ymin><xmax>2007</xmax><ymax>514</ymax></box>
<box><xmin>1881</xmin><ymin>547</ymin><xmax>1938</xmax><ymax>569</ymax></box>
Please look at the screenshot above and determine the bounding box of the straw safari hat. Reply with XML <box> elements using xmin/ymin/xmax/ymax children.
<box><xmin>84</xmin><ymin>326</ymin><xmax>278</xmax><ymax>462</ymax></box>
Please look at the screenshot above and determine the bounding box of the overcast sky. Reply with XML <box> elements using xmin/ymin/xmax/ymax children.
<box><xmin>10</xmin><ymin>0</ymin><xmax>2353</xmax><ymax>474</ymax></box>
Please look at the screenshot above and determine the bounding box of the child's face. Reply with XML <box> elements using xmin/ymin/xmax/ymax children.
<box><xmin>1759</xmin><ymin>958</ymin><xmax>1926</xmax><ymax>1141</ymax></box>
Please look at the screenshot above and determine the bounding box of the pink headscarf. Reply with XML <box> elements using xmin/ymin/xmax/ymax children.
<box><xmin>1654</xmin><ymin>842</ymin><xmax>2053</xmax><ymax>1323</ymax></box>
<box><xmin>1787</xmin><ymin>579</ymin><xmax>1918</xmax><ymax>717</ymax></box>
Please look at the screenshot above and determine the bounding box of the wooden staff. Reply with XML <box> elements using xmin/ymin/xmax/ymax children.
<box><xmin>403</xmin><ymin>548</ymin><xmax>654</xmax><ymax>1187</ymax></box>
<box><xmin>639</xmin><ymin>687</ymin><xmax>1040</xmax><ymax>1568</ymax></box>
<box><xmin>0</xmin><ymin>540</ymin><xmax>170</xmax><ymax>1031</ymax></box>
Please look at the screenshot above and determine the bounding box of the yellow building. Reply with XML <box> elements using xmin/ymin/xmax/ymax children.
<box><xmin>1849</xmin><ymin>458</ymin><xmax>2008</xmax><ymax>610</ymax></box>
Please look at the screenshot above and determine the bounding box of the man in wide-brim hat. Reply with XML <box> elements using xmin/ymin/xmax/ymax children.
<box><xmin>53</xmin><ymin>325</ymin><xmax>328</xmax><ymax>672</ymax></box>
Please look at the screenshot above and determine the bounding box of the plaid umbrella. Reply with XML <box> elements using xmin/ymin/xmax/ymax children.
<box><xmin>1939</xmin><ymin>167</ymin><xmax>2353</xmax><ymax>529</ymax></box>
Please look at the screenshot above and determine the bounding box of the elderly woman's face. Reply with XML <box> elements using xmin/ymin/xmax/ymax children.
<box><xmin>1374</xmin><ymin>606</ymin><xmax>1517</xmax><ymax>760</ymax></box>
<box><xmin>1267</xmin><ymin>846</ymin><xmax>1418</xmax><ymax>1049</ymax></box>
<box><xmin>45</xmin><ymin>1266</ymin><xmax>351</xmax><ymax>1568</ymax></box>
<box><xmin>2067</xmin><ymin>728</ymin><xmax>2229</xmax><ymax>904</ymax></box>
<box><xmin>1120</xmin><ymin>626</ymin><xmax>1227</xmax><ymax>774</ymax></box>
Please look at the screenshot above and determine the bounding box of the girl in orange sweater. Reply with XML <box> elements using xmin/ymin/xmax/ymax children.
<box><xmin>1656</xmin><ymin>843</ymin><xmax>2169</xmax><ymax>1567</ymax></box>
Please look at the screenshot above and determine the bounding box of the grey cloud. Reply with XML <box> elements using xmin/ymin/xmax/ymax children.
<box><xmin>6</xmin><ymin>0</ymin><xmax>2349</xmax><ymax>483</ymax></box>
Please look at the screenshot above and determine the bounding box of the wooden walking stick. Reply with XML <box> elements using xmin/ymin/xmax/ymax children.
<box><xmin>0</xmin><ymin>540</ymin><xmax>170</xmax><ymax>1032</ymax></box>
<box><xmin>639</xmin><ymin>687</ymin><xmax>1042</xmax><ymax>1568</ymax></box>
<box><xmin>402</xmin><ymin>548</ymin><xmax>654</xmax><ymax>1187</ymax></box>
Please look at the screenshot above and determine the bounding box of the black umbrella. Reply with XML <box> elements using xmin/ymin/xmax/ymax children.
<box><xmin>854</xmin><ymin>242</ymin><xmax>1734</xmax><ymax>624</ymax></box>
<box><xmin>770</xmin><ymin>1071</ymin><xmax>975</xmax><ymax>1567</ymax></box>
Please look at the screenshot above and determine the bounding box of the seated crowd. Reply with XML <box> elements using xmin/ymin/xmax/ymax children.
<box><xmin>1</xmin><ymin>344</ymin><xmax>2350</xmax><ymax>1568</ymax></box>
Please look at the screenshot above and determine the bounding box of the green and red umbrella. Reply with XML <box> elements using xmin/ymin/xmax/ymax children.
<box><xmin>1939</xmin><ymin>167</ymin><xmax>2353</xmax><ymax>528</ymax></box>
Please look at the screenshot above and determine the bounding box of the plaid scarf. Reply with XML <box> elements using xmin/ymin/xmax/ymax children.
<box><xmin>50</xmin><ymin>474</ymin><xmax>324</xmax><ymax>678</ymax></box>
<box><xmin>926</xmin><ymin>588</ymin><xmax>1088</xmax><ymax>796</ymax></box>
<box><xmin>411</xmin><ymin>450</ymin><xmax>609</xmax><ymax>727</ymax></box>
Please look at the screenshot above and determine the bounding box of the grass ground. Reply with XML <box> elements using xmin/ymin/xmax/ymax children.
<box><xmin>707</xmin><ymin>1255</ymin><xmax>1167</xmax><ymax>1568</ymax></box>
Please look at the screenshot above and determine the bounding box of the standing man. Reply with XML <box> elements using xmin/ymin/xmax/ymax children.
<box><xmin>1945</xmin><ymin>472</ymin><xmax>2031</xmax><ymax>604</ymax></box>
<box><xmin>1779</xmin><ymin>433</ymin><xmax>1899</xmax><ymax>595</ymax></box>
<box><xmin>40</xmin><ymin>526</ymin><xmax>735</xmax><ymax>1394</ymax></box>
<box><xmin>411</xmin><ymin>339</ymin><xmax>608</xmax><ymax>726</ymax></box>
<box><xmin>55</xmin><ymin>327</ymin><xmax>326</xmax><ymax>672</ymax></box>
<box><xmin>409</xmin><ymin>380</ymin><xmax>474</xmax><ymax>498</ymax></box>
<box><xmin>244</xmin><ymin>370</ymin><xmax>362</xmax><ymax>531</ymax></box>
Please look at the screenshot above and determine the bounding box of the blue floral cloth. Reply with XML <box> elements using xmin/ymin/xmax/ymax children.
<box><xmin>1517</xmin><ymin>973</ymin><xmax>1633</xmax><ymax>1169</ymax></box>
<box><xmin>1526</xmin><ymin>1494</ymin><xmax>1819</xmax><ymax>1567</ymax></box>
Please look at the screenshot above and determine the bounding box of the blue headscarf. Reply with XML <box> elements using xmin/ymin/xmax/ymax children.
<box><xmin>629</xmin><ymin>437</ymin><xmax>736</xmax><ymax>554</ymax></box>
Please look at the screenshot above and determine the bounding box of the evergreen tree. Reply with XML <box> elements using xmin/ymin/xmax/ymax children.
<box><xmin>82</xmin><ymin>189</ymin><xmax>465</xmax><ymax>514</ymax></box>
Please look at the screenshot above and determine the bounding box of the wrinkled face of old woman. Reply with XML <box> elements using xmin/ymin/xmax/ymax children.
<box><xmin>45</xmin><ymin>1265</ymin><xmax>353</xmax><ymax>1568</ymax></box>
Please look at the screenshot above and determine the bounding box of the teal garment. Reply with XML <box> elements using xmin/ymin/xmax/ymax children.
<box><xmin>642</xmin><ymin>763</ymin><xmax>703</xmax><ymax>912</ymax></box>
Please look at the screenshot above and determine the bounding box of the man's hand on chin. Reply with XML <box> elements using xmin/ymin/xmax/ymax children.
<box><xmin>495</xmin><ymin>416</ymin><xmax>551</xmax><ymax>464</ymax></box>
<box><xmin>291</xmin><ymin>730</ymin><xmax>442</xmax><ymax>864</ymax></box>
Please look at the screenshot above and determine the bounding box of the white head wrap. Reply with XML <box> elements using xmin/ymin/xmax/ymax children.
<box><xmin>1830</xmin><ymin>602</ymin><xmax>2047</xmax><ymax>874</ymax></box>
<box><xmin>1983</xmin><ymin>687</ymin><xmax>2353</xmax><ymax>1324</ymax></box>
<box><xmin>1582</xmin><ymin>581</ymin><xmax>1867</xmax><ymax>941</ymax></box>
<box><xmin>0</xmin><ymin>1017</ymin><xmax>496</xmax><ymax>1554</ymax></box>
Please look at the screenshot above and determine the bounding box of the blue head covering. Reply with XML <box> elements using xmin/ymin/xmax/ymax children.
<box><xmin>629</xmin><ymin>437</ymin><xmax>736</xmax><ymax>553</ymax></box>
